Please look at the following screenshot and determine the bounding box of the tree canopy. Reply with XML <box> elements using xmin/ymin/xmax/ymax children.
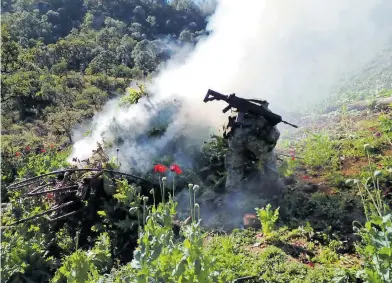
<box><xmin>1</xmin><ymin>0</ymin><xmax>216</xmax><ymax>160</ymax></box>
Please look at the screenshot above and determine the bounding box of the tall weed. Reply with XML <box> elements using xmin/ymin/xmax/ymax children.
<box><xmin>348</xmin><ymin>146</ymin><xmax>392</xmax><ymax>283</ymax></box>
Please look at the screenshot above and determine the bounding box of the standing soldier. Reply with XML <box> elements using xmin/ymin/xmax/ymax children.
<box><xmin>224</xmin><ymin>99</ymin><xmax>281</xmax><ymax>193</ymax></box>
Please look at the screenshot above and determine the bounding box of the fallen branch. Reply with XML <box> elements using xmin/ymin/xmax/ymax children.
<box><xmin>232</xmin><ymin>275</ymin><xmax>258</xmax><ymax>283</ymax></box>
<box><xmin>7</xmin><ymin>168</ymin><xmax>151</xmax><ymax>190</ymax></box>
<box><xmin>27</xmin><ymin>185</ymin><xmax>78</xmax><ymax>197</ymax></box>
<box><xmin>10</xmin><ymin>201</ymin><xmax>76</xmax><ymax>225</ymax></box>
<box><xmin>50</xmin><ymin>209</ymin><xmax>83</xmax><ymax>221</ymax></box>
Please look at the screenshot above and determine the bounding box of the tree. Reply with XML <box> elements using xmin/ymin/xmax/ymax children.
<box><xmin>1</xmin><ymin>25</ymin><xmax>21</xmax><ymax>74</ymax></box>
<box><xmin>104</xmin><ymin>17</ymin><xmax>127</xmax><ymax>34</ymax></box>
<box><xmin>96</xmin><ymin>27</ymin><xmax>120</xmax><ymax>49</ymax></box>
<box><xmin>1</xmin><ymin>70</ymin><xmax>47</xmax><ymax>120</ymax></box>
<box><xmin>178</xmin><ymin>29</ymin><xmax>193</xmax><ymax>44</ymax></box>
<box><xmin>51</xmin><ymin>59</ymin><xmax>68</xmax><ymax>77</ymax></box>
<box><xmin>82</xmin><ymin>86</ymin><xmax>108</xmax><ymax>111</ymax></box>
<box><xmin>131</xmin><ymin>39</ymin><xmax>159</xmax><ymax>73</ymax></box>
<box><xmin>112</xmin><ymin>65</ymin><xmax>133</xmax><ymax>78</ymax></box>
<box><xmin>2</xmin><ymin>10</ymin><xmax>53</xmax><ymax>43</ymax></box>
<box><xmin>116</xmin><ymin>35</ymin><xmax>137</xmax><ymax>66</ymax></box>
<box><xmin>46</xmin><ymin>109</ymin><xmax>83</xmax><ymax>142</ymax></box>
<box><xmin>133</xmin><ymin>6</ymin><xmax>146</xmax><ymax>22</ymax></box>
<box><xmin>86</xmin><ymin>50</ymin><xmax>116</xmax><ymax>75</ymax></box>
<box><xmin>129</xmin><ymin>22</ymin><xmax>145</xmax><ymax>40</ymax></box>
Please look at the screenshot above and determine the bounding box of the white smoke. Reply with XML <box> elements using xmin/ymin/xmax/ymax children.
<box><xmin>69</xmin><ymin>0</ymin><xmax>392</xmax><ymax>170</ymax></box>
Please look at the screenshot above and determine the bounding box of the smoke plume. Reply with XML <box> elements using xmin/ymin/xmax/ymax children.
<box><xmin>69</xmin><ymin>0</ymin><xmax>392</xmax><ymax>171</ymax></box>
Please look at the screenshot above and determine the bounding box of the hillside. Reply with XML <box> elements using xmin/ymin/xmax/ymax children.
<box><xmin>1</xmin><ymin>0</ymin><xmax>213</xmax><ymax>188</ymax></box>
<box><xmin>2</xmin><ymin>90</ymin><xmax>391</xmax><ymax>283</ymax></box>
<box><xmin>1</xmin><ymin>1</ymin><xmax>392</xmax><ymax>283</ymax></box>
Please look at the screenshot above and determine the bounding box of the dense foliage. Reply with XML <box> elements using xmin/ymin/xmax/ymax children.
<box><xmin>1</xmin><ymin>0</ymin><xmax>214</xmax><ymax>188</ymax></box>
<box><xmin>1</xmin><ymin>0</ymin><xmax>392</xmax><ymax>282</ymax></box>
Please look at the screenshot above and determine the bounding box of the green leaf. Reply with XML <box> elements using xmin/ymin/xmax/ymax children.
<box><xmin>173</xmin><ymin>259</ymin><xmax>186</xmax><ymax>278</ymax></box>
<box><xmin>365</xmin><ymin>245</ymin><xmax>376</xmax><ymax>254</ymax></box>
<box><xmin>374</xmin><ymin>170</ymin><xmax>382</xmax><ymax>177</ymax></box>
<box><xmin>382</xmin><ymin>214</ymin><xmax>392</xmax><ymax>224</ymax></box>
<box><xmin>184</xmin><ymin>239</ymin><xmax>191</xmax><ymax>250</ymax></box>
<box><xmin>378</xmin><ymin>247</ymin><xmax>392</xmax><ymax>257</ymax></box>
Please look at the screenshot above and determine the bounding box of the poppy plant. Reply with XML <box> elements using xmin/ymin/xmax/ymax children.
<box><xmin>50</xmin><ymin>144</ymin><xmax>54</xmax><ymax>149</ymax></box>
<box><xmin>170</xmin><ymin>164</ymin><xmax>182</xmax><ymax>175</ymax></box>
<box><xmin>15</xmin><ymin>152</ymin><xmax>21</xmax><ymax>157</ymax></box>
<box><xmin>41</xmin><ymin>149</ymin><xmax>46</xmax><ymax>153</ymax></box>
<box><xmin>25</xmin><ymin>146</ymin><xmax>31</xmax><ymax>151</ymax></box>
<box><xmin>154</xmin><ymin>164</ymin><xmax>167</xmax><ymax>173</ymax></box>
<box><xmin>289</xmin><ymin>147</ymin><xmax>296</xmax><ymax>160</ymax></box>
<box><xmin>306</xmin><ymin>262</ymin><xmax>315</xmax><ymax>268</ymax></box>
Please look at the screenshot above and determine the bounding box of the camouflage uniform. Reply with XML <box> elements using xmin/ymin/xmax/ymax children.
<box><xmin>224</xmin><ymin>102</ymin><xmax>280</xmax><ymax>193</ymax></box>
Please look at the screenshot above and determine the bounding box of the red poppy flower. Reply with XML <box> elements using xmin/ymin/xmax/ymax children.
<box><xmin>50</xmin><ymin>144</ymin><xmax>54</xmax><ymax>149</ymax></box>
<box><xmin>170</xmin><ymin>164</ymin><xmax>182</xmax><ymax>174</ymax></box>
<box><xmin>41</xmin><ymin>149</ymin><xmax>46</xmax><ymax>153</ymax></box>
<box><xmin>46</xmin><ymin>193</ymin><xmax>54</xmax><ymax>199</ymax></box>
<box><xmin>154</xmin><ymin>164</ymin><xmax>167</xmax><ymax>173</ymax></box>
<box><xmin>15</xmin><ymin>152</ymin><xmax>21</xmax><ymax>157</ymax></box>
<box><xmin>307</xmin><ymin>262</ymin><xmax>315</xmax><ymax>268</ymax></box>
<box><xmin>289</xmin><ymin>147</ymin><xmax>296</xmax><ymax>160</ymax></box>
<box><xmin>25</xmin><ymin>146</ymin><xmax>31</xmax><ymax>151</ymax></box>
<box><xmin>303</xmin><ymin>175</ymin><xmax>310</xmax><ymax>180</ymax></box>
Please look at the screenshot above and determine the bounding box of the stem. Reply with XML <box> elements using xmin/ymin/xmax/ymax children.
<box><xmin>172</xmin><ymin>175</ymin><xmax>175</xmax><ymax>199</ymax></box>
<box><xmin>367</xmin><ymin>151</ymin><xmax>378</xmax><ymax>193</ymax></box>
<box><xmin>143</xmin><ymin>203</ymin><xmax>146</xmax><ymax>226</ymax></box>
<box><xmin>162</xmin><ymin>179</ymin><xmax>166</xmax><ymax>205</ymax></box>
<box><xmin>137</xmin><ymin>210</ymin><xmax>141</xmax><ymax>232</ymax></box>
<box><xmin>158</xmin><ymin>174</ymin><xmax>163</xmax><ymax>201</ymax></box>
<box><xmin>365</xmin><ymin>151</ymin><xmax>382</xmax><ymax>216</ymax></box>
<box><xmin>357</xmin><ymin>183</ymin><xmax>369</xmax><ymax>221</ymax></box>
<box><xmin>75</xmin><ymin>231</ymin><xmax>80</xmax><ymax>250</ymax></box>
<box><xmin>189</xmin><ymin>187</ymin><xmax>194</xmax><ymax>223</ymax></box>
<box><xmin>376</xmin><ymin>178</ymin><xmax>383</xmax><ymax>214</ymax></box>
<box><xmin>193</xmin><ymin>190</ymin><xmax>196</xmax><ymax>222</ymax></box>
<box><xmin>194</xmin><ymin>203</ymin><xmax>200</xmax><ymax>222</ymax></box>
<box><xmin>364</xmin><ymin>183</ymin><xmax>381</xmax><ymax>217</ymax></box>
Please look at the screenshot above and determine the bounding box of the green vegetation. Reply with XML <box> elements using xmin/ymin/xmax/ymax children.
<box><xmin>1</xmin><ymin>0</ymin><xmax>213</xmax><ymax>187</ymax></box>
<box><xmin>255</xmin><ymin>203</ymin><xmax>280</xmax><ymax>237</ymax></box>
<box><xmin>2</xmin><ymin>103</ymin><xmax>391</xmax><ymax>282</ymax></box>
<box><xmin>1</xmin><ymin>0</ymin><xmax>392</xmax><ymax>282</ymax></box>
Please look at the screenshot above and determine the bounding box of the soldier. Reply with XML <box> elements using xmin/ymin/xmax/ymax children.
<box><xmin>224</xmin><ymin>100</ymin><xmax>281</xmax><ymax>193</ymax></box>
